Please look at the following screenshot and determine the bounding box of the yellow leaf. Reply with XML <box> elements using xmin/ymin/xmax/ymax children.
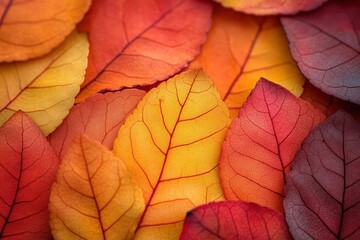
<box><xmin>113</xmin><ymin>69</ymin><xmax>230</xmax><ymax>239</ymax></box>
<box><xmin>0</xmin><ymin>31</ymin><xmax>88</xmax><ymax>135</ymax></box>
<box><xmin>190</xmin><ymin>7</ymin><xmax>305</xmax><ymax>119</ymax></box>
<box><xmin>49</xmin><ymin>135</ymin><xmax>145</xmax><ymax>240</ymax></box>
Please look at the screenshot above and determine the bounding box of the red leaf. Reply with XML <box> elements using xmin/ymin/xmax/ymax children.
<box><xmin>219</xmin><ymin>78</ymin><xmax>324</xmax><ymax>213</ymax></box>
<box><xmin>48</xmin><ymin>89</ymin><xmax>145</xmax><ymax>160</ymax></box>
<box><xmin>76</xmin><ymin>0</ymin><xmax>212</xmax><ymax>102</ymax></box>
<box><xmin>0</xmin><ymin>112</ymin><xmax>59</xmax><ymax>239</ymax></box>
<box><xmin>281</xmin><ymin>1</ymin><xmax>360</xmax><ymax>104</ymax></box>
<box><xmin>285</xmin><ymin>110</ymin><xmax>360</xmax><ymax>239</ymax></box>
<box><xmin>180</xmin><ymin>200</ymin><xmax>291</xmax><ymax>240</ymax></box>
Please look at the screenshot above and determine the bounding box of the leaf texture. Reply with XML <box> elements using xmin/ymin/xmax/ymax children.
<box><xmin>212</xmin><ymin>0</ymin><xmax>327</xmax><ymax>15</ymax></box>
<box><xmin>0</xmin><ymin>0</ymin><xmax>91</xmax><ymax>62</ymax></box>
<box><xmin>0</xmin><ymin>31</ymin><xmax>89</xmax><ymax>136</ymax></box>
<box><xmin>285</xmin><ymin>110</ymin><xmax>360</xmax><ymax>240</ymax></box>
<box><xmin>180</xmin><ymin>200</ymin><xmax>291</xmax><ymax>240</ymax></box>
<box><xmin>49</xmin><ymin>135</ymin><xmax>145</xmax><ymax>240</ymax></box>
<box><xmin>48</xmin><ymin>89</ymin><xmax>145</xmax><ymax>160</ymax></box>
<box><xmin>219</xmin><ymin>78</ymin><xmax>325</xmax><ymax>213</ymax></box>
<box><xmin>113</xmin><ymin>69</ymin><xmax>230</xmax><ymax>239</ymax></box>
<box><xmin>0</xmin><ymin>111</ymin><xmax>59</xmax><ymax>239</ymax></box>
<box><xmin>281</xmin><ymin>0</ymin><xmax>360</xmax><ymax>104</ymax></box>
<box><xmin>76</xmin><ymin>0</ymin><xmax>212</xmax><ymax>102</ymax></box>
<box><xmin>189</xmin><ymin>7</ymin><xmax>304</xmax><ymax>119</ymax></box>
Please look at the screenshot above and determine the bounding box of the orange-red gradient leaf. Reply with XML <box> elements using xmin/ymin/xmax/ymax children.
<box><xmin>281</xmin><ymin>1</ymin><xmax>360</xmax><ymax>104</ymax></box>
<box><xmin>285</xmin><ymin>110</ymin><xmax>360</xmax><ymax>239</ymax></box>
<box><xmin>180</xmin><ymin>200</ymin><xmax>291</xmax><ymax>240</ymax></box>
<box><xmin>76</xmin><ymin>0</ymin><xmax>212</xmax><ymax>102</ymax></box>
<box><xmin>0</xmin><ymin>111</ymin><xmax>59</xmax><ymax>239</ymax></box>
<box><xmin>113</xmin><ymin>69</ymin><xmax>230</xmax><ymax>239</ymax></box>
<box><xmin>49</xmin><ymin>135</ymin><xmax>145</xmax><ymax>240</ymax></box>
<box><xmin>0</xmin><ymin>0</ymin><xmax>91</xmax><ymax>62</ymax></box>
<box><xmin>213</xmin><ymin>0</ymin><xmax>327</xmax><ymax>15</ymax></box>
<box><xmin>219</xmin><ymin>78</ymin><xmax>324</xmax><ymax>213</ymax></box>
<box><xmin>0</xmin><ymin>31</ymin><xmax>89</xmax><ymax>136</ymax></box>
<box><xmin>48</xmin><ymin>89</ymin><xmax>145</xmax><ymax>160</ymax></box>
<box><xmin>189</xmin><ymin>7</ymin><xmax>304</xmax><ymax>119</ymax></box>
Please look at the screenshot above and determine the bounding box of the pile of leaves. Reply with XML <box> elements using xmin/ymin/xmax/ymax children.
<box><xmin>0</xmin><ymin>0</ymin><xmax>359</xmax><ymax>239</ymax></box>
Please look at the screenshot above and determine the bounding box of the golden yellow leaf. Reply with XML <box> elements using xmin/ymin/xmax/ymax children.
<box><xmin>0</xmin><ymin>0</ymin><xmax>91</xmax><ymax>62</ymax></box>
<box><xmin>0</xmin><ymin>31</ymin><xmax>88</xmax><ymax>135</ymax></box>
<box><xmin>113</xmin><ymin>69</ymin><xmax>230</xmax><ymax>239</ymax></box>
<box><xmin>49</xmin><ymin>135</ymin><xmax>145</xmax><ymax>240</ymax></box>
<box><xmin>190</xmin><ymin>7</ymin><xmax>305</xmax><ymax>119</ymax></box>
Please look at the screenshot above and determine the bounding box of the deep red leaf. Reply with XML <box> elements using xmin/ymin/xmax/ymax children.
<box><xmin>285</xmin><ymin>110</ymin><xmax>360</xmax><ymax>239</ymax></box>
<box><xmin>0</xmin><ymin>112</ymin><xmax>59</xmax><ymax>239</ymax></box>
<box><xmin>220</xmin><ymin>78</ymin><xmax>324</xmax><ymax>213</ymax></box>
<box><xmin>180</xmin><ymin>200</ymin><xmax>291</xmax><ymax>240</ymax></box>
<box><xmin>48</xmin><ymin>89</ymin><xmax>145</xmax><ymax>160</ymax></box>
<box><xmin>281</xmin><ymin>0</ymin><xmax>360</xmax><ymax>104</ymax></box>
<box><xmin>76</xmin><ymin>0</ymin><xmax>212</xmax><ymax>102</ymax></box>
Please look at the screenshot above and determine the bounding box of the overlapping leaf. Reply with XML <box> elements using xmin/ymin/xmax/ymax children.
<box><xmin>220</xmin><ymin>78</ymin><xmax>324</xmax><ymax>213</ymax></box>
<box><xmin>76</xmin><ymin>0</ymin><xmax>212</xmax><ymax>102</ymax></box>
<box><xmin>113</xmin><ymin>69</ymin><xmax>230</xmax><ymax>239</ymax></box>
<box><xmin>0</xmin><ymin>31</ymin><xmax>89</xmax><ymax>136</ymax></box>
<box><xmin>282</xmin><ymin>0</ymin><xmax>360</xmax><ymax>104</ymax></box>
<box><xmin>0</xmin><ymin>111</ymin><xmax>59</xmax><ymax>239</ymax></box>
<box><xmin>212</xmin><ymin>0</ymin><xmax>327</xmax><ymax>15</ymax></box>
<box><xmin>48</xmin><ymin>89</ymin><xmax>145</xmax><ymax>160</ymax></box>
<box><xmin>285</xmin><ymin>110</ymin><xmax>360</xmax><ymax>239</ymax></box>
<box><xmin>189</xmin><ymin>7</ymin><xmax>304</xmax><ymax>119</ymax></box>
<box><xmin>49</xmin><ymin>135</ymin><xmax>144</xmax><ymax>240</ymax></box>
<box><xmin>0</xmin><ymin>0</ymin><xmax>91</xmax><ymax>62</ymax></box>
<box><xmin>180</xmin><ymin>200</ymin><xmax>291</xmax><ymax>240</ymax></box>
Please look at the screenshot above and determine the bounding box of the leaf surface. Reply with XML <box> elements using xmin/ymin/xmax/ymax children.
<box><xmin>0</xmin><ymin>111</ymin><xmax>59</xmax><ymax>239</ymax></box>
<box><xmin>189</xmin><ymin>7</ymin><xmax>304</xmax><ymax>119</ymax></box>
<box><xmin>285</xmin><ymin>110</ymin><xmax>360</xmax><ymax>239</ymax></box>
<box><xmin>49</xmin><ymin>135</ymin><xmax>145</xmax><ymax>240</ymax></box>
<box><xmin>0</xmin><ymin>0</ymin><xmax>91</xmax><ymax>62</ymax></box>
<box><xmin>0</xmin><ymin>31</ymin><xmax>89</xmax><ymax>136</ymax></box>
<box><xmin>113</xmin><ymin>69</ymin><xmax>230</xmax><ymax>239</ymax></box>
<box><xmin>219</xmin><ymin>78</ymin><xmax>324</xmax><ymax>213</ymax></box>
<box><xmin>212</xmin><ymin>0</ymin><xmax>327</xmax><ymax>15</ymax></box>
<box><xmin>281</xmin><ymin>1</ymin><xmax>360</xmax><ymax>104</ymax></box>
<box><xmin>76</xmin><ymin>0</ymin><xmax>212</xmax><ymax>102</ymax></box>
<box><xmin>48</xmin><ymin>89</ymin><xmax>145</xmax><ymax>160</ymax></box>
<box><xmin>180</xmin><ymin>200</ymin><xmax>291</xmax><ymax>240</ymax></box>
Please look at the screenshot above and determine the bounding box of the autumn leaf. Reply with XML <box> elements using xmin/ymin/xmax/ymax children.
<box><xmin>49</xmin><ymin>135</ymin><xmax>144</xmax><ymax>240</ymax></box>
<box><xmin>0</xmin><ymin>111</ymin><xmax>59</xmax><ymax>239</ymax></box>
<box><xmin>113</xmin><ymin>69</ymin><xmax>230</xmax><ymax>239</ymax></box>
<box><xmin>0</xmin><ymin>0</ymin><xmax>91</xmax><ymax>62</ymax></box>
<box><xmin>189</xmin><ymin>7</ymin><xmax>304</xmax><ymax>119</ymax></box>
<box><xmin>212</xmin><ymin>0</ymin><xmax>328</xmax><ymax>15</ymax></box>
<box><xmin>48</xmin><ymin>89</ymin><xmax>145</xmax><ymax>160</ymax></box>
<box><xmin>180</xmin><ymin>200</ymin><xmax>291</xmax><ymax>240</ymax></box>
<box><xmin>76</xmin><ymin>0</ymin><xmax>212</xmax><ymax>102</ymax></box>
<box><xmin>285</xmin><ymin>110</ymin><xmax>360</xmax><ymax>239</ymax></box>
<box><xmin>219</xmin><ymin>78</ymin><xmax>324</xmax><ymax>213</ymax></box>
<box><xmin>281</xmin><ymin>0</ymin><xmax>360</xmax><ymax>104</ymax></box>
<box><xmin>0</xmin><ymin>31</ymin><xmax>89</xmax><ymax>136</ymax></box>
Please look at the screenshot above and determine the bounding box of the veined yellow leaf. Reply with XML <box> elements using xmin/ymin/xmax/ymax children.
<box><xmin>0</xmin><ymin>31</ymin><xmax>88</xmax><ymax>135</ymax></box>
<box><xmin>113</xmin><ymin>69</ymin><xmax>230</xmax><ymax>239</ymax></box>
<box><xmin>49</xmin><ymin>135</ymin><xmax>145</xmax><ymax>240</ymax></box>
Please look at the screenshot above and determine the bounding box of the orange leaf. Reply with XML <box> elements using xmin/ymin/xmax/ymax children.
<box><xmin>189</xmin><ymin>7</ymin><xmax>305</xmax><ymax>119</ymax></box>
<box><xmin>0</xmin><ymin>111</ymin><xmax>59</xmax><ymax>239</ymax></box>
<box><xmin>219</xmin><ymin>78</ymin><xmax>324</xmax><ymax>213</ymax></box>
<box><xmin>113</xmin><ymin>69</ymin><xmax>230</xmax><ymax>239</ymax></box>
<box><xmin>49</xmin><ymin>135</ymin><xmax>144</xmax><ymax>239</ymax></box>
<box><xmin>48</xmin><ymin>89</ymin><xmax>145</xmax><ymax>160</ymax></box>
<box><xmin>76</xmin><ymin>0</ymin><xmax>212</xmax><ymax>102</ymax></box>
<box><xmin>0</xmin><ymin>0</ymin><xmax>91</xmax><ymax>62</ymax></box>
